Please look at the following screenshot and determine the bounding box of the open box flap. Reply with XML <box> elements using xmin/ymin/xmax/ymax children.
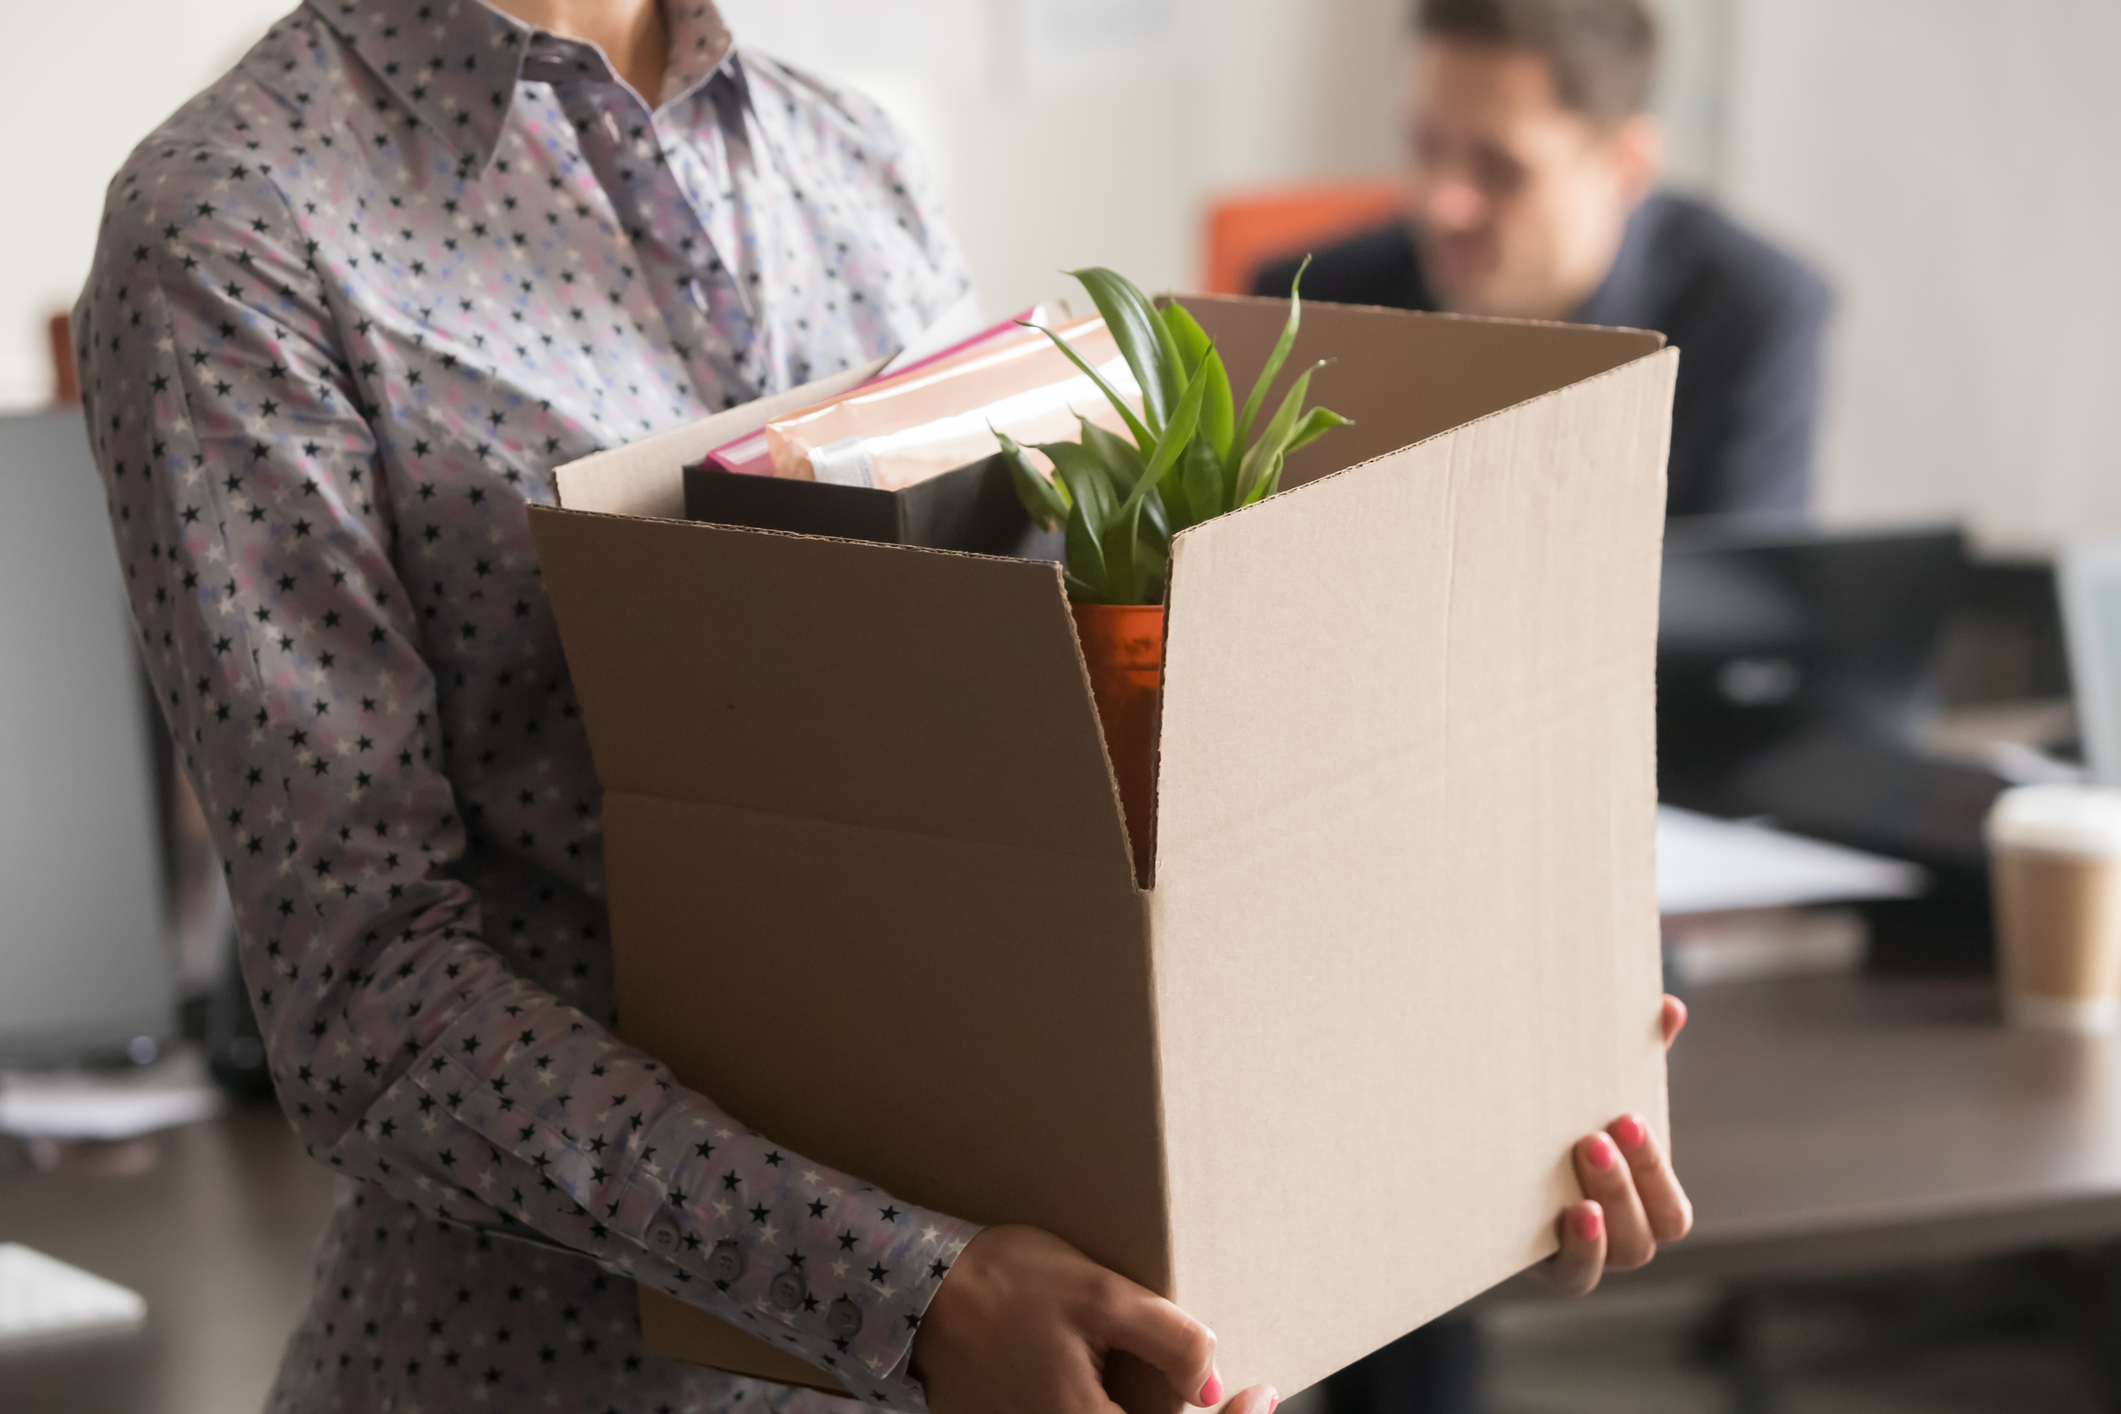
<box><xmin>1177</xmin><ymin>294</ymin><xmax>1665</xmax><ymax>492</ymax></box>
<box><xmin>612</xmin><ymin>791</ymin><xmax>1168</xmax><ymax>1392</ymax></box>
<box><xmin>527</xmin><ymin>508</ymin><xmax>1134</xmax><ymax>870</ymax></box>
<box><xmin>1147</xmin><ymin>346</ymin><xmax>1678</xmax><ymax>1395</ymax></box>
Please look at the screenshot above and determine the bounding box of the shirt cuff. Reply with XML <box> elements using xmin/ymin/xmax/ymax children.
<box><xmin>622</xmin><ymin>1102</ymin><xmax>984</xmax><ymax>1409</ymax></box>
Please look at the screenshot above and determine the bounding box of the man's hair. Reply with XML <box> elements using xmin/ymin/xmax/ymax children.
<box><xmin>1414</xmin><ymin>0</ymin><xmax>1659</xmax><ymax>129</ymax></box>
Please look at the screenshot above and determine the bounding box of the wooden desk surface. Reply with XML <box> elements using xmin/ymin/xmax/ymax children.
<box><xmin>1643</xmin><ymin>972</ymin><xmax>2121</xmax><ymax>1284</ymax></box>
<box><xmin>0</xmin><ymin>1102</ymin><xmax>337</xmax><ymax>1414</ymax></box>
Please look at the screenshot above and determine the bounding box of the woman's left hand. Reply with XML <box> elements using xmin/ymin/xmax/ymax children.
<box><xmin>1540</xmin><ymin>994</ymin><xmax>1694</xmax><ymax>1295</ymax></box>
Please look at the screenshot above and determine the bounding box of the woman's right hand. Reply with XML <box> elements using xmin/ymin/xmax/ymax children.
<box><xmin>910</xmin><ymin>1225</ymin><xmax>1275</xmax><ymax>1414</ymax></box>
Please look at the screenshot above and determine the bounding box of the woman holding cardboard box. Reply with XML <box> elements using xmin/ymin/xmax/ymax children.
<box><xmin>73</xmin><ymin>1</ymin><xmax>1691</xmax><ymax>1411</ymax></box>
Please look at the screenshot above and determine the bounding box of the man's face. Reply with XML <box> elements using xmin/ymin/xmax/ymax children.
<box><xmin>1404</xmin><ymin>40</ymin><xmax>1658</xmax><ymax>320</ymax></box>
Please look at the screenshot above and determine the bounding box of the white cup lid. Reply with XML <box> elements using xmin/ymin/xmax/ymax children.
<box><xmin>1986</xmin><ymin>784</ymin><xmax>2121</xmax><ymax>858</ymax></box>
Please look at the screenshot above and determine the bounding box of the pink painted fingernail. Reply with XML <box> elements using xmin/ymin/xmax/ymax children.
<box><xmin>1614</xmin><ymin>1115</ymin><xmax>1648</xmax><ymax>1150</ymax></box>
<box><xmin>1578</xmin><ymin>1205</ymin><xmax>1605</xmax><ymax>1242</ymax></box>
<box><xmin>1269</xmin><ymin>1396</ymin><xmax>1280</xmax><ymax>1414</ymax></box>
<box><xmin>1198</xmin><ymin>1369</ymin><xmax>1223</xmax><ymax>1406</ymax></box>
<box><xmin>1586</xmin><ymin>1134</ymin><xmax>1618</xmax><ymax>1171</ymax></box>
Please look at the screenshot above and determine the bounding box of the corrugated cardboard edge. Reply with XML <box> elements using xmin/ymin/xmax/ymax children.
<box><xmin>1176</xmin><ymin>289</ymin><xmax>1671</xmax><ymax>339</ymax></box>
<box><xmin>1145</xmin><ymin>342</ymin><xmax>1678</xmax><ymax>881</ymax></box>
<box><xmin>527</xmin><ymin>503</ymin><xmax>1146</xmax><ymax>878</ymax></box>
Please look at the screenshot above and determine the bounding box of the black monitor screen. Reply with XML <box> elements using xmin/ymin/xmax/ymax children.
<box><xmin>1657</xmin><ymin>522</ymin><xmax>1969</xmax><ymax>811</ymax></box>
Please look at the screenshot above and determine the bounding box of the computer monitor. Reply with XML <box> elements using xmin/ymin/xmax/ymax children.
<box><xmin>0</xmin><ymin>411</ymin><xmax>175</xmax><ymax>1065</ymax></box>
<box><xmin>1657</xmin><ymin>521</ymin><xmax>1971</xmax><ymax>812</ymax></box>
<box><xmin>2060</xmin><ymin>537</ymin><xmax>2121</xmax><ymax>787</ymax></box>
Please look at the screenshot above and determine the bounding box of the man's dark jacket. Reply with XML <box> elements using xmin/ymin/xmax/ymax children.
<box><xmin>1254</xmin><ymin>193</ymin><xmax>1832</xmax><ymax>518</ymax></box>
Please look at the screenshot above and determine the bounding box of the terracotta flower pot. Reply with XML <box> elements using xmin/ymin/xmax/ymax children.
<box><xmin>1070</xmin><ymin>602</ymin><xmax>1165</xmax><ymax>886</ymax></box>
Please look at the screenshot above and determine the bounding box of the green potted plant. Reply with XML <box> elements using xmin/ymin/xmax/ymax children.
<box><xmin>1000</xmin><ymin>263</ymin><xmax>1350</xmax><ymax>883</ymax></box>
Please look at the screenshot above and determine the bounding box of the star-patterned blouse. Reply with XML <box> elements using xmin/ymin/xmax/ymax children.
<box><xmin>75</xmin><ymin>3</ymin><xmax>982</xmax><ymax>1411</ymax></box>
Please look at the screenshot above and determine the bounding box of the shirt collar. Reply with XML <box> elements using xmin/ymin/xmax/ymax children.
<box><xmin>305</xmin><ymin>0</ymin><xmax>735</xmax><ymax>172</ymax></box>
<box><xmin>657</xmin><ymin>3</ymin><xmax>736</xmax><ymax>102</ymax></box>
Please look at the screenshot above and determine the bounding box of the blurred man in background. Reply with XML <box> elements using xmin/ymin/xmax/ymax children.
<box><xmin>1258</xmin><ymin>0</ymin><xmax>1831</xmax><ymax>521</ymax></box>
<box><xmin>1262</xmin><ymin>1</ymin><xmax>1825</xmax><ymax>1408</ymax></box>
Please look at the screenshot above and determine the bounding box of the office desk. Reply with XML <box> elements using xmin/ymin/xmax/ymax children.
<box><xmin>0</xmin><ymin>1102</ymin><xmax>337</xmax><ymax>1414</ymax></box>
<box><xmin>1636</xmin><ymin>971</ymin><xmax>2121</xmax><ymax>1286</ymax></box>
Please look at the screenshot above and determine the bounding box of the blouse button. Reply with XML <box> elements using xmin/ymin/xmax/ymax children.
<box><xmin>826</xmin><ymin>1296</ymin><xmax>863</xmax><ymax>1339</ymax></box>
<box><xmin>769</xmin><ymin>1271</ymin><xmax>806</xmax><ymax>1311</ymax></box>
<box><xmin>709</xmin><ymin>1240</ymin><xmax>747</xmax><ymax>1284</ymax></box>
<box><xmin>646</xmin><ymin>1217</ymin><xmax>681</xmax><ymax>1255</ymax></box>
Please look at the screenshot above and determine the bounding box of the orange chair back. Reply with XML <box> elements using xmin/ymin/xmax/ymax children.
<box><xmin>49</xmin><ymin>313</ymin><xmax>78</xmax><ymax>405</ymax></box>
<box><xmin>1201</xmin><ymin>178</ymin><xmax>1406</xmax><ymax>296</ymax></box>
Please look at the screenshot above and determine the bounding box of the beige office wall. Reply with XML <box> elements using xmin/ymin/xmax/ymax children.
<box><xmin>1724</xmin><ymin>0</ymin><xmax>2121</xmax><ymax>552</ymax></box>
<box><xmin>0</xmin><ymin>0</ymin><xmax>291</xmax><ymax>410</ymax></box>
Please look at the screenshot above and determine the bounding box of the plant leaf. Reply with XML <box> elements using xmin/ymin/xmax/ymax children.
<box><xmin>1069</xmin><ymin>267</ymin><xmax>1186</xmax><ymax>432</ymax></box>
<box><xmin>1161</xmin><ymin>303</ymin><xmax>1237</xmax><ymax>464</ymax></box>
<box><xmin>1236</xmin><ymin>359</ymin><xmax>1328</xmax><ymax>505</ymax></box>
<box><xmin>1039</xmin><ymin>438</ymin><xmax>1114</xmax><ymax>501</ymax></box>
<box><xmin>1203</xmin><ymin>348</ymin><xmax>1235</xmax><ymax>465</ymax></box>
<box><xmin>1112</xmin><ymin>488</ymin><xmax>1172</xmax><ymax>603</ymax></box>
<box><xmin>1077</xmin><ymin>416</ymin><xmax>1147</xmax><ymax>496</ymax></box>
<box><xmin>1101</xmin><ymin>501</ymin><xmax>1141</xmax><ymax>605</ymax></box>
<box><xmin>1064</xmin><ymin>493</ymin><xmax>1109</xmax><ymax>603</ymax></box>
<box><xmin>1093</xmin><ymin>352</ymin><xmax>1214</xmax><ymax>604</ymax></box>
<box><xmin>1119</xmin><ymin>348</ymin><xmax>1214</xmax><ymax>523</ymax></box>
<box><xmin>1178</xmin><ymin>435</ymin><xmax>1223</xmax><ymax>528</ymax></box>
<box><xmin>1139</xmin><ymin>483</ymin><xmax>1171</xmax><ymax>544</ymax></box>
<box><xmin>1230</xmin><ymin>253</ymin><xmax>1310</xmax><ymax>481</ymax></box>
<box><xmin>996</xmin><ymin>429</ymin><xmax>1071</xmax><ymax>531</ymax></box>
<box><xmin>1286</xmin><ymin>405</ymin><xmax>1354</xmax><ymax>454</ymax></box>
<box><xmin>1023</xmin><ymin>321</ymin><xmax>1156</xmax><ymax>452</ymax></box>
<box><xmin>1241</xmin><ymin>449</ymin><xmax>1285</xmax><ymax>507</ymax></box>
<box><xmin>1133</xmin><ymin>533</ymin><xmax>1169</xmax><ymax>606</ymax></box>
<box><xmin>1041</xmin><ymin>438</ymin><xmax>1116</xmax><ymax>532</ymax></box>
<box><xmin>1161</xmin><ymin>301</ymin><xmax>1210</xmax><ymax>375</ymax></box>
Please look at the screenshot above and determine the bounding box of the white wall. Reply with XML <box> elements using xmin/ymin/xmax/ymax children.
<box><xmin>1653</xmin><ymin>0</ymin><xmax>1732</xmax><ymax>192</ymax></box>
<box><xmin>0</xmin><ymin>0</ymin><xmax>293</xmax><ymax>409</ymax></box>
<box><xmin>1724</xmin><ymin>0</ymin><xmax>2121</xmax><ymax>553</ymax></box>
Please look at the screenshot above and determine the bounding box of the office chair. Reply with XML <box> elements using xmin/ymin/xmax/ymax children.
<box><xmin>1201</xmin><ymin>178</ymin><xmax>1404</xmax><ymax>295</ymax></box>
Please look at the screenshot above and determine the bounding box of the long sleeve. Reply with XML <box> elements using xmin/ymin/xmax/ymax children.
<box><xmin>77</xmin><ymin>145</ymin><xmax>973</xmax><ymax>1409</ymax></box>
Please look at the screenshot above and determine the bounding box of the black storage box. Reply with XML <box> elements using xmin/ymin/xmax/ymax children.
<box><xmin>683</xmin><ymin>454</ymin><xmax>1063</xmax><ymax>561</ymax></box>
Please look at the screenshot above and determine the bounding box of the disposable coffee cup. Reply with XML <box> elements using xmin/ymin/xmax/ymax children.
<box><xmin>1986</xmin><ymin>785</ymin><xmax>2121</xmax><ymax>1034</ymax></box>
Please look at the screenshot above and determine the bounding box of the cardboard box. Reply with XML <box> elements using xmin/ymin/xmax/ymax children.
<box><xmin>530</xmin><ymin>297</ymin><xmax>1677</xmax><ymax>1410</ymax></box>
<box><xmin>683</xmin><ymin>452</ymin><xmax>1065</xmax><ymax>558</ymax></box>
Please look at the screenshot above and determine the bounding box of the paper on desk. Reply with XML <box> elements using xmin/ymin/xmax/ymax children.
<box><xmin>0</xmin><ymin>1049</ymin><xmax>222</xmax><ymax>1140</ymax></box>
<box><xmin>1657</xmin><ymin>806</ymin><xmax>1927</xmax><ymax>916</ymax></box>
<box><xmin>0</xmin><ymin>1244</ymin><xmax>145</xmax><ymax>1349</ymax></box>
